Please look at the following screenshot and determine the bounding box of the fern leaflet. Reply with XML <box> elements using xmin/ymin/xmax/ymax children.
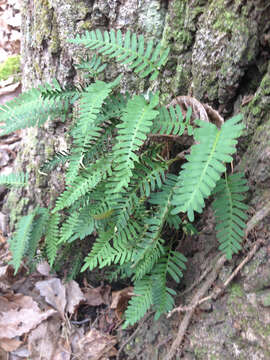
<box><xmin>171</xmin><ymin>115</ymin><xmax>244</xmax><ymax>221</ymax></box>
<box><xmin>213</xmin><ymin>173</ymin><xmax>248</xmax><ymax>259</ymax></box>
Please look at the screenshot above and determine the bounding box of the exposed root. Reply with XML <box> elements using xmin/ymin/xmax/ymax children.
<box><xmin>165</xmin><ymin>207</ymin><xmax>268</xmax><ymax>360</ymax></box>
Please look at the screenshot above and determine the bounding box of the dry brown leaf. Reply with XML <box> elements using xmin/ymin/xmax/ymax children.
<box><xmin>0</xmin><ymin>337</ymin><xmax>22</xmax><ymax>352</ymax></box>
<box><xmin>111</xmin><ymin>287</ymin><xmax>133</xmax><ymax>321</ymax></box>
<box><xmin>36</xmin><ymin>261</ymin><xmax>51</xmax><ymax>276</ymax></box>
<box><xmin>36</xmin><ymin>278</ymin><xmax>66</xmax><ymax>320</ymax></box>
<box><xmin>78</xmin><ymin>329</ymin><xmax>117</xmax><ymax>360</ymax></box>
<box><xmin>83</xmin><ymin>284</ymin><xmax>111</xmax><ymax>307</ymax></box>
<box><xmin>27</xmin><ymin>317</ymin><xmax>68</xmax><ymax>360</ymax></box>
<box><xmin>0</xmin><ymin>293</ymin><xmax>56</xmax><ymax>339</ymax></box>
<box><xmin>65</xmin><ymin>280</ymin><xmax>85</xmax><ymax>315</ymax></box>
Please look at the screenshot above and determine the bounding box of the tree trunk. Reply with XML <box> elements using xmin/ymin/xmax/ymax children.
<box><xmin>4</xmin><ymin>0</ymin><xmax>270</xmax><ymax>358</ymax></box>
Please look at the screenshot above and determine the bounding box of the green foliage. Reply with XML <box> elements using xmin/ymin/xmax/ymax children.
<box><xmin>0</xmin><ymin>172</ymin><xmax>28</xmax><ymax>187</ymax></box>
<box><xmin>1</xmin><ymin>29</ymin><xmax>248</xmax><ymax>327</ymax></box>
<box><xmin>171</xmin><ymin>116</ymin><xmax>244</xmax><ymax>221</ymax></box>
<box><xmin>213</xmin><ymin>173</ymin><xmax>248</xmax><ymax>260</ymax></box>
<box><xmin>69</xmin><ymin>29</ymin><xmax>169</xmax><ymax>80</ymax></box>
<box><xmin>0</xmin><ymin>55</ymin><xmax>21</xmax><ymax>81</ymax></box>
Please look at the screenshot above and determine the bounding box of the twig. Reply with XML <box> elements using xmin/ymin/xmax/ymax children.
<box><xmin>165</xmin><ymin>235</ymin><xmax>264</xmax><ymax>359</ymax></box>
<box><xmin>116</xmin><ymin>312</ymin><xmax>153</xmax><ymax>360</ymax></box>
<box><xmin>165</xmin><ymin>255</ymin><xmax>226</xmax><ymax>360</ymax></box>
<box><xmin>245</xmin><ymin>202</ymin><xmax>270</xmax><ymax>236</ymax></box>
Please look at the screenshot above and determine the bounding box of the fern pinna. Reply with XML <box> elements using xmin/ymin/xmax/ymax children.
<box><xmin>0</xmin><ymin>29</ymin><xmax>249</xmax><ymax>327</ymax></box>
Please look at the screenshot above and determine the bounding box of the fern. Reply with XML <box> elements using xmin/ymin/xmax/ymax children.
<box><xmin>213</xmin><ymin>173</ymin><xmax>248</xmax><ymax>259</ymax></box>
<box><xmin>69</xmin><ymin>29</ymin><xmax>170</xmax><ymax>80</ymax></box>
<box><xmin>106</xmin><ymin>94</ymin><xmax>159</xmax><ymax>195</ymax></box>
<box><xmin>26</xmin><ymin>207</ymin><xmax>49</xmax><ymax>262</ymax></box>
<box><xmin>66</xmin><ymin>78</ymin><xmax>120</xmax><ymax>183</ymax></box>
<box><xmin>152</xmin><ymin>104</ymin><xmax>193</xmax><ymax>136</ymax></box>
<box><xmin>0</xmin><ymin>172</ymin><xmax>28</xmax><ymax>187</ymax></box>
<box><xmin>152</xmin><ymin>250</ymin><xmax>187</xmax><ymax>319</ymax></box>
<box><xmin>41</xmin><ymin>151</ymin><xmax>70</xmax><ymax>173</ymax></box>
<box><xmin>0</xmin><ymin>81</ymin><xmax>75</xmax><ymax>135</ymax></box>
<box><xmin>123</xmin><ymin>277</ymin><xmax>153</xmax><ymax>328</ymax></box>
<box><xmin>45</xmin><ymin>213</ymin><xmax>60</xmax><ymax>266</ymax></box>
<box><xmin>171</xmin><ymin>115</ymin><xmax>244</xmax><ymax>221</ymax></box>
<box><xmin>2</xmin><ymin>28</ymin><xmax>249</xmax><ymax>329</ymax></box>
<box><xmin>75</xmin><ymin>54</ymin><xmax>107</xmax><ymax>78</ymax></box>
<box><xmin>9</xmin><ymin>213</ymin><xmax>35</xmax><ymax>274</ymax></box>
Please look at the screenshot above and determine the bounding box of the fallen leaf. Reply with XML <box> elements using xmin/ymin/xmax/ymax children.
<box><xmin>36</xmin><ymin>278</ymin><xmax>66</xmax><ymax>320</ymax></box>
<box><xmin>0</xmin><ymin>337</ymin><xmax>22</xmax><ymax>352</ymax></box>
<box><xmin>0</xmin><ymin>293</ymin><xmax>56</xmax><ymax>339</ymax></box>
<box><xmin>83</xmin><ymin>284</ymin><xmax>111</xmax><ymax>307</ymax></box>
<box><xmin>111</xmin><ymin>287</ymin><xmax>133</xmax><ymax>320</ymax></box>
<box><xmin>77</xmin><ymin>329</ymin><xmax>117</xmax><ymax>360</ymax></box>
<box><xmin>27</xmin><ymin>317</ymin><xmax>69</xmax><ymax>360</ymax></box>
<box><xmin>65</xmin><ymin>280</ymin><xmax>85</xmax><ymax>315</ymax></box>
<box><xmin>36</xmin><ymin>261</ymin><xmax>51</xmax><ymax>276</ymax></box>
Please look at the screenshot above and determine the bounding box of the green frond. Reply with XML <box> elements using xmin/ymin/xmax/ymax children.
<box><xmin>213</xmin><ymin>173</ymin><xmax>248</xmax><ymax>260</ymax></box>
<box><xmin>106</xmin><ymin>94</ymin><xmax>159</xmax><ymax>195</ymax></box>
<box><xmin>75</xmin><ymin>54</ymin><xmax>107</xmax><ymax>78</ymax></box>
<box><xmin>69</xmin><ymin>29</ymin><xmax>170</xmax><ymax>80</ymax></box>
<box><xmin>132</xmin><ymin>174</ymin><xmax>179</xmax><ymax>280</ymax></box>
<box><xmin>59</xmin><ymin>205</ymin><xmax>94</xmax><ymax>244</ymax></box>
<box><xmin>45</xmin><ymin>213</ymin><xmax>60</xmax><ymax>266</ymax></box>
<box><xmin>0</xmin><ymin>172</ymin><xmax>28</xmax><ymax>187</ymax></box>
<box><xmin>0</xmin><ymin>85</ymin><xmax>72</xmax><ymax>135</ymax></box>
<box><xmin>26</xmin><ymin>207</ymin><xmax>49</xmax><ymax>262</ymax></box>
<box><xmin>9</xmin><ymin>212</ymin><xmax>35</xmax><ymax>274</ymax></box>
<box><xmin>41</xmin><ymin>151</ymin><xmax>70</xmax><ymax>173</ymax></box>
<box><xmin>39</xmin><ymin>78</ymin><xmax>79</xmax><ymax>103</ymax></box>
<box><xmin>81</xmin><ymin>228</ymin><xmax>117</xmax><ymax>271</ymax></box>
<box><xmin>54</xmin><ymin>156</ymin><xmax>112</xmax><ymax>212</ymax></box>
<box><xmin>171</xmin><ymin>114</ymin><xmax>244</xmax><ymax>221</ymax></box>
<box><xmin>113</xmin><ymin>220</ymin><xmax>143</xmax><ymax>265</ymax></box>
<box><xmin>151</xmin><ymin>104</ymin><xmax>193</xmax><ymax>136</ymax></box>
<box><xmin>123</xmin><ymin>277</ymin><xmax>153</xmax><ymax>328</ymax></box>
<box><xmin>66</xmin><ymin>78</ymin><xmax>120</xmax><ymax>183</ymax></box>
<box><xmin>66</xmin><ymin>252</ymin><xmax>83</xmax><ymax>281</ymax></box>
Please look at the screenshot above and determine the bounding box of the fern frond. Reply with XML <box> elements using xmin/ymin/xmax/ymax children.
<box><xmin>39</xmin><ymin>78</ymin><xmax>79</xmax><ymax>103</ymax></box>
<box><xmin>69</xmin><ymin>29</ymin><xmax>170</xmax><ymax>80</ymax></box>
<box><xmin>45</xmin><ymin>213</ymin><xmax>60</xmax><ymax>266</ymax></box>
<box><xmin>66</xmin><ymin>79</ymin><xmax>119</xmax><ymax>183</ymax></box>
<box><xmin>171</xmin><ymin>114</ymin><xmax>244</xmax><ymax>221</ymax></box>
<box><xmin>9</xmin><ymin>213</ymin><xmax>35</xmax><ymax>274</ymax></box>
<box><xmin>151</xmin><ymin>104</ymin><xmax>193</xmax><ymax>136</ymax></box>
<box><xmin>75</xmin><ymin>54</ymin><xmax>107</xmax><ymax>78</ymax></box>
<box><xmin>54</xmin><ymin>156</ymin><xmax>112</xmax><ymax>212</ymax></box>
<box><xmin>106</xmin><ymin>94</ymin><xmax>159</xmax><ymax>195</ymax></box>
<box><xmin>132</xmin><ymin>174</ymin><xmax>179</xmax><ymax>280</ymax></box>
<box><xmin>26</xmin><ymin>207</ymin><xmax>49</xmax><ymax>262</ymax></box>
<box><xmin>213</xmin><ymin>173</ymin><xmax>248</xmax><ymax>260</ymax></box>
<box><xmin>59</xmin><ymin>205</ymin><xmax>94</xmax><ymax>243</ymax></box>
<box><xmin>0</xmin><ymin>172</ymin><xmax>28</xmax><ymax>187</ymax></box>
<box><xmin>123</xmin><ymin>277</ymin><xmax>153</xmax><ymax>328</ymax></box>
<box><xmin>81</xmin><ymin>228</ymin><xmax>117</xmax><ymax>271</ymax></box>
<box><xmin>0</xmin><ymin>85</ymin><xmax>72</xmax><ymax>135</ymax></box>
<box><xmin>41</xmin><ymin>151</ymin><xmax>70</xmax><ymax>173</ymax></box>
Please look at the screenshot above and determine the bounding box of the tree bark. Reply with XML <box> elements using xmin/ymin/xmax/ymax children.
<box><xmin>4</xmin><ymin>0</ymin><xmax>270</xmax><ymax>358</ymax></box>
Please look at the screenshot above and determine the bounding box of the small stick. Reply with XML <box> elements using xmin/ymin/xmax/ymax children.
<box><xmin>165</xmin><ymin>255</ymin><xmax>226</xmax><ymax>360</ymax></box>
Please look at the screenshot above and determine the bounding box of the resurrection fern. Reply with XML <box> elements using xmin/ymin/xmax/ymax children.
<box><xmin>171</xmin><ymin>115</ymin><xmax>244</xmax><ymax>221</ymax></box>
<box><xmin>69</xmin><ymin>29</ymin><xmax>169</xmax><ymax>80</ymax></box>
<box><xmin>213</xmin><ymin>173</ymin><xmax>249</xmax><ymax>260</ymax></box>
<box><xmin>1</xmin><ymin>29</ymin><xmax>249</xmax><ymax>327</ymax></box>
<box><xmin>0</xmin><ymin>172</ymin><xmax>28</xmax><ymax>187</ymax></box>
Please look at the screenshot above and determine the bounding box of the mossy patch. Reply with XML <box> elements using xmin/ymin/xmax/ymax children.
<box><xmin>0</xmin><ymin>55</ymin><xmax>21</xmax><ymax>81</ymax></box>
